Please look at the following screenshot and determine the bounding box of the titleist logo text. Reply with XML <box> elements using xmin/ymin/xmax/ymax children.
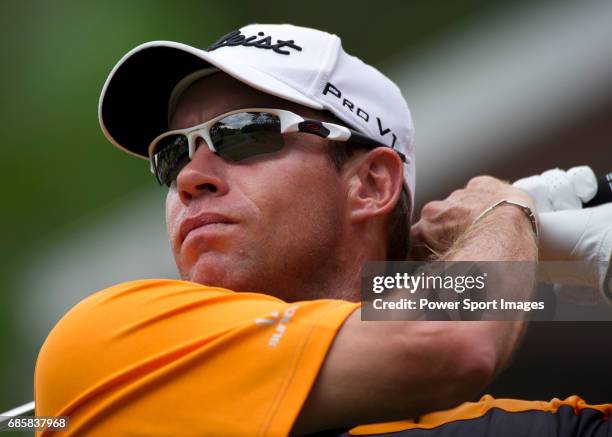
<box><xmin>207</xmin><ymin>30</ymin><xmax>303</xmax><ymax>55</ymax></box>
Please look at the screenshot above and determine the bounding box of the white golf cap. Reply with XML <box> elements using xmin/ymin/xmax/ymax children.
<box><xmin>99</xmin><ymin>23</ymin><xmax>416</xmax><ymax>201</ymax></box>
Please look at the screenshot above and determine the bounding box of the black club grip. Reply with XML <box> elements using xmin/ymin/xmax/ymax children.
<box><xmin>583</xmin><ymin>171</ymin><xmax>612</xmax><ymax>207</ymax></box>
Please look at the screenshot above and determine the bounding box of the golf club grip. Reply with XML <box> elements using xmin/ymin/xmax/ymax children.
<box><xmin>583</xmin><ymin>171</ymin><xmax>612</xmax><ymax>207</ymax></box>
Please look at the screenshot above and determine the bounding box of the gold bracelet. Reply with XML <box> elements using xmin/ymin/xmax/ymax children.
<box><xmin>471</xmin><ymin>199</ymin><xmax>539</xmax><ymax>244</ymax></box>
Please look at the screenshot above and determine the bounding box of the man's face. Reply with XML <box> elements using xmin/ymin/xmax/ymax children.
<box><xmin>165</xmin><ymin>73</ymin><xmax>351</xmax><ymax>301</ymax></box>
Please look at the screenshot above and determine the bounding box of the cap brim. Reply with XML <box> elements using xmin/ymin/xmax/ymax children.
<box><xmin>98</xmin><ymin>41</ymin><xmax>323</xmax><ymax>159</ymax></box>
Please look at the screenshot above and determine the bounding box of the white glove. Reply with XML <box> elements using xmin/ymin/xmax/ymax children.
<box><xmin>513</xmin><ymin>166</ymin><xmax>611</xmax><ymax>306</ymax></box>
<box><xmin>538</xmin><ymin>204</ymin><xmax>612</xmax><ymax>304</ymax></box>
<box><xmin>513</xmin><ymin>166</ymin><xmax>598</xmax><ymax>212</ymax></box>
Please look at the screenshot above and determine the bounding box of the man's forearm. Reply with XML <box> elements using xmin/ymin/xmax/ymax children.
<box><xmin>441</xmin><ymin>202</ymin><xmax>538</xmax><ymax>376</ymax></box>
<box><xmin>391</xmin><ymin>201</ymin><xmax>540</xmax><ymax>412</ymax></box>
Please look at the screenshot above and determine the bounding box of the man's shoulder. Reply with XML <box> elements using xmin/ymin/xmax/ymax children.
<box><xmin>37</xmin><ymin>278</ymin><xmax>356</xmax><ymax>363</ymax></box>
<box><xmin>34</xmin><ymin>278</ymin><xmax>359</xmax><ymax>434</ymax></box>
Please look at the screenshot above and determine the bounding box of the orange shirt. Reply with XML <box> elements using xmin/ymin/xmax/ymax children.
<box><xmin>34</xmin><ymin>279</ymin><xmax>359</xmax><ymax>436</ymax></box>
<box><xmin>35</xmin><ymin>279</ymin><xmax>611</xmax><ymax>436</ymax></box>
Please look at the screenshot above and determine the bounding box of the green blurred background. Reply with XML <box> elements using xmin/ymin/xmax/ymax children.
<box><xmin>2</xmin><ymin>0</ymin><xmax>611</xmax><ymax>433</ymax></box>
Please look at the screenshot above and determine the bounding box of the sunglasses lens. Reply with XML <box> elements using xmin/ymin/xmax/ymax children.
<box><xmin>152</xmin><ymin>134</ymin><xmax>189</xmax><ymax>186</ymax></box>
<box><xmin>210</xmin><ymin>112</ymin><xmax>283</xmax><ymax>161</ymax></box>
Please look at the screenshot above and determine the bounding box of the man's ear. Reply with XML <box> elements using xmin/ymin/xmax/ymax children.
<box><xmin>344</xmin><ymin>148</ymin><xmax>404</xmax><ymax>223</ymax></box>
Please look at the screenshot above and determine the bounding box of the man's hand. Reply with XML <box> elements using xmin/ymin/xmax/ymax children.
<box><xmin>410</xmin><ymin>176</ymin><xmax>536</xmax><ymax>259</ymax></box>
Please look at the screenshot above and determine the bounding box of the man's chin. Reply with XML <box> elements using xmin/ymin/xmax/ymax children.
<box><xmin>182</xmin><ymin>262</ymin><xmax>295</xmax><ymax>300</ymax></box>
<box><xmin>182</xmin><ymin>256</ymin><xmax>255</xmax><ymax>292</ymax></box>
<box><xmin>177</xmin><ymin>252</ymin><xmax>345</xmax><ymax>301</ymax></box>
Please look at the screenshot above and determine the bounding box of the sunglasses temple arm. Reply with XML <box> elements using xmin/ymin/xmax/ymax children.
<box><xmin>348</xmin><ymin>131</ymin><xmax>407</xmax><ymax>162</ymax></box>
<box><xmin>346</xmin><ymin>130</ymin><xmax>407</xmax><ymax>163</ymax></box>
<box><xmin>297</xmin><ymin>120</ymin><xmax>407</xmax><ymax>163</ymax></box>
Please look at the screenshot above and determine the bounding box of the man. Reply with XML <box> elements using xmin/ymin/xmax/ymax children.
<box><xmin>34</xmin><ymin>24</ymin><xmax>610</xmax><ymax>436</ymax></box>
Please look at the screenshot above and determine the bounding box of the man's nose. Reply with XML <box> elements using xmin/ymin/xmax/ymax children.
<box><xmin>175</xmin><ymin>139</ymin><xmax>229</xmax><ymax>203</ymax></box>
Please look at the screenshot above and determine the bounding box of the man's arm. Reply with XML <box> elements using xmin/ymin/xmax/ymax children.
<box><xmin>292</xmin><ymin>177</ymin><xmax>538</xmax><ymax>435</ymax></box>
